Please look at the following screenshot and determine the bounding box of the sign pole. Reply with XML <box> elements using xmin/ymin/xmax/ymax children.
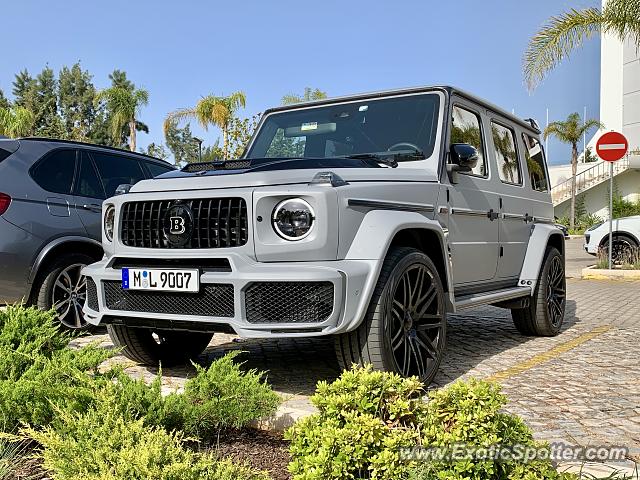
<box><xmin>608</xmin><ymin>161</ymin><xmax>613</xmax><ymax>270</ymax></box>
<box><xmin>595</xmin><ymin>130</ymin><xmax>628</xmax><ymax>270</ymax></box>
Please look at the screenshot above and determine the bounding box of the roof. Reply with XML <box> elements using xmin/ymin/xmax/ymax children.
<box><xmin>263</xmin><ymin>85</ymin><xmax>541</xmax><ymax>134</ymax></box>
<box><xmin>18</xmin><ymin>137</ymin><xmax>173</xmax><ymax>164</ymax></box>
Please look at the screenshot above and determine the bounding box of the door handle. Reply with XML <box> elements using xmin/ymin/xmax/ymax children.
<box><xmin>487</xmin><ymin>209</ymin><xmax>499</xmax><ymax>221</ymax></box>
<box><xmin>81</xmin><ymin>204</ymin><xmax>102</xmax><ymax>213</ymax></box>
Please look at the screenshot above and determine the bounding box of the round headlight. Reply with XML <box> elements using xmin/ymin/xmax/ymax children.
<box><xmin>104</xmin><ymin>205</ymin><xmax>115</xmax><ymax>242</ymax></box>
<box><xmin>272</xmin><ymin>198</ymin><xmax>315</xmax><ymax>240</ymax></box>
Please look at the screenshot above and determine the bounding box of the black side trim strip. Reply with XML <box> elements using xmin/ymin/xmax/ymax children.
<box><xmin>347</xmin><ymin>198</ymin><xmax>434</xmax><ymax>213</ymax></box>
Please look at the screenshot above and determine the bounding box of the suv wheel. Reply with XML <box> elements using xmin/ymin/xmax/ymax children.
<box><xmin>601</xmin><ymin>234</ymin><xmax>638</xmax><ymax>264</ymax></box>
<box><xmin>34</xmin><ymin>253</ymin><xmax>95</xmax><ymax>330</ymax></box>
<box><xmin>335</xmin><ymin>247</ymin><xmax>446</xmax><ymax>384</ymax></box>
<box><xmin>107</xmin><ymin>324</ymin><xmax>213</xmax><ymax>366</ymax></box>
<box><xmin>512</xmin><ymin>246</ymin><xmax>565</xmax><ymax>336</ymax></box>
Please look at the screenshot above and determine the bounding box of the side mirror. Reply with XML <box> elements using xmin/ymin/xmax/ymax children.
<box><xmin>450</xmin><ymin>143</ymin><xmax>479</xmax><ymax>172</ymax></box>
<box><xmin>114</xmin><ymin>184</ymin><xmax>133</xmax><ymax>196</ymax></box>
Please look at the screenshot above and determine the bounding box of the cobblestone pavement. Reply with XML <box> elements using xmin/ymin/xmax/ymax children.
<box><xmin>76</xmin><ymin>278</ymin><xmax>640</xmax><ymax>463</ymax></box>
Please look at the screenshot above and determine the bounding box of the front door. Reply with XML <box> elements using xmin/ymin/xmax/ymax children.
<box><xmin>73</xmin><ymin>152</ymin><xmax>105</xmax><ymax>240</ymax></box>
<box><xmin>446</xmin><ymin>103</ymin><xmax>500</xmax><ymax>286</ymax></box>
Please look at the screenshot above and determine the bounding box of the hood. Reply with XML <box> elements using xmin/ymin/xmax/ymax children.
<box><xmin>130</xmin><ymin>163</ymin><xmax>439</xmax><ymax>193</ymax></box>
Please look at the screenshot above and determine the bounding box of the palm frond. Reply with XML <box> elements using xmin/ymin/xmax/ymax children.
<box><xmin>602</xmin><ymin>0</ymin><xmax>640</xmax><ymax>43</ymax></box>
<box><xmin>524</xmin><ymin>8</ymin><xmax>602</xmax><ymax>90</ymax></box>
<box><xmin>164</xmin><ymin>109</ymin><xmax>197</xmax><ymax>135</ymax></box>
<box><xmin>225</xmin><ymin>91</ymin><xmax>246</xmax><ymax>111</ymax></box>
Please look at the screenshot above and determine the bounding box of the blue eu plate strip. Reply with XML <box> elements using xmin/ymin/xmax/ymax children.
<box><xmin>122</xmin><ymin>268</ymin><xmax>130</xmax><ymax>289</ymax></box>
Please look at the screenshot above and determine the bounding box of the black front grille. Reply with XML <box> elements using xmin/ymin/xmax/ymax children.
<box><xmin>103</xmin><ymin>281</ymin><xmax>234</xmax><ymax>317</ymax></box>
<box><xmin>86</xmin><ymin>278</ymin><xmax>98</xmax><ymax>311</ymax></box>
<box><xmin>120</xmin><ymin>198</ymin><xmax>248</xmax><ymax>249</ymax></box>
<box><xmin>244</xmin><ymin>281</ymin><xmax>334</xmax><ymax>324</ymax></box>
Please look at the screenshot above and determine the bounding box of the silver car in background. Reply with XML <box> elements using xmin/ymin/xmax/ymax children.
<box><xmin>0</xmin><ymin>137</ymin><xmax>174</xmax><ymax>328</ymax></box>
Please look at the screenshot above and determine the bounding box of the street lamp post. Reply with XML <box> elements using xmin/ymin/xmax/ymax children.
<box><xmin>193</xmin><ymin>137</ymin><xmax>203</xmax><ymax>162</ymax></box>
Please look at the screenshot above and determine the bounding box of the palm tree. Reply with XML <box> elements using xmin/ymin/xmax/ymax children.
<box><xmin>281</xmin><ymin>87</ymin><xmax>327</xmax><ymax>105</ymax></box>
<box><xmin>95</xmin><ymin>86</ymin><xmax>149</xmax><ymax>151</ymax></box>
<box><xmin>524</xmin><ymin>0</ymin><xmax>640</xmax><ymax>90</ymax></box>
<box><xmin>0</xmin><ymin>106</ymin><xmax>35</xmax><ymax>138</ymax></box>
<box><xmin>544</xmin><ymin>113</ymin><xmax>603</xmax><ymax>230</ymax></box>
<box><xmin>164</xmin><ymin>92</ymin><xmax>246</xmax><ymax>159</ymax></box>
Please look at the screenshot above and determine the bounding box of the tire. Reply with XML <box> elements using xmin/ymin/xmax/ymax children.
<box><xmin>335</xmin><ymin>247</ymin><xmax>447</xmax><ymax>384</ymax></box>
<box><xmin>600</xmin><ymin>234</ymin><xmax>638</xmax><ymax>265</ymax></box>
<box><xmin>107</xmin><ymin>324</ymin><xmax>213</xmax><ymax>367</ymax></box>
<box><xmin>34</xmin><ymin>253</ymin><xmax>96</xmax><ymax>330</ymax></box>
<box><xmin>512</xmin><ymin>246</ymin><xmax>565</xmax><ymax>336</ymax></box>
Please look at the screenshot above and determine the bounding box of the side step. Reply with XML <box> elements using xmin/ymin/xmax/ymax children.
<box><xmin>454</xmin><ymin>287</ymin><xmax>531</xmax><ymax>311</ymax></box>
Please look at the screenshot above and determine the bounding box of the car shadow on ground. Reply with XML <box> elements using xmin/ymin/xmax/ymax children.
<box><xmin>174</xmin><ymin>299</ymin><xmax>580</xmax><ymax>396</ymax></box>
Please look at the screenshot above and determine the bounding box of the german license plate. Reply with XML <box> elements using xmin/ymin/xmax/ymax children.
<box><xmin>121</xmin><ymin>268</ymin><xmax>199</xmax><ymax>292</ymax></box>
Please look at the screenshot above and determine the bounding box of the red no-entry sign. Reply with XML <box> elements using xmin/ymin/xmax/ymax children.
<box><xmin>596</xmin><ymin>131</ymin><xmax>628</xmax><ymax>162</ymax></box>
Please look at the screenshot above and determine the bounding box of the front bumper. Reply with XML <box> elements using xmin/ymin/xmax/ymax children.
<box><xmin>82</xmin><ymin>253</ymin><xmax>379</xmax><ymax>338</ymax></box>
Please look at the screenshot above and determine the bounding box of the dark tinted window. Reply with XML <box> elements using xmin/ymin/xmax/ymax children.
<box><xmin>91</xmin><ymin>152</ymin><xmax>145</xmax><ymax>198</ymax></box>
<box><xmin>31</xmin><ymin>149</ymin><xmax>76</xmax><ymax>194</ymax></box>
<box><xmin>248</xmin><ymin>93</ymin><xmax>440</xmax><ymax>162</ymax></box>
<box><xmin>0</xmin><ymin>149</ymin><xmax>12</xmax><ymax>163</ymax></box>
<box><xmin>450</xmin><ymin>105</ymin><xmax>486</xmax><ymax>176</ymax></box>
<box><xmin>75</xmin><ymin>152</ymin><xmax>105</xmax><ymax>199</ymax></box>
<box><xmin>146</xmin><ymin>162</ymin><xmax>174</xmax><ymax>178</ymax></box>
<box><xmin>491</xmin><ymin>122</ymin><xmax>522</xmax><ymax>185</ymax></box>
<box><xmin>522</xmin><ymin>134</ymin><xmax>549</xmax><ymax>192</ymax></box>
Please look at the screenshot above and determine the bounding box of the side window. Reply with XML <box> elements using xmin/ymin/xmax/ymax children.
<box><xmin>145</xmin><ymin>162</ymin><xmax>174</xmax><ymax>178</ymax></box>
<box><xmin>450</xmin><ymin>106</ymin><xmax>486</xmax><ymax>176</ymax></box>
<box><xmin>491</xmin><ymin>121</ymin><xmax>522</xmax><ymax>185</ymax></box>
<box><xmin>522</xmin><ymin>133</ymin><xmax>549</xmax><ymax>192</ymax></box>
<box><xmin>30</xmin><ymin>149</ymin><xmax>77</xmax><ymax>195</ymax></box>
<box><xmin>91</xmin><ymin>152</ymin><xmax>145</xmax><ymax>198</ymax></box>
<box><xmin>75</xmin><ymin>152</ymin><xmax>105</xmax><ymax>199</ymax></box>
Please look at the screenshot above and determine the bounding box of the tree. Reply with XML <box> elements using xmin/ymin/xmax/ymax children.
<box><xmin>524</xmin><ymin>0</ymin><xmax>640</xmax><ymax>89</ymax></box>
<box><xmin>12</xmin><ymin>70</ymin><xmax>36</xmax><ymax>109</ymax></box>
<box><xmin>0</xmin><ymin>106</ymin><xmax>36</xmax><ymax>138</ymax></box>
<box><xmin>164</xmin><ymin>91</ymin><xmax>246</xmax><ymax>159</ymax></box>
<box><xmin>143</xmin><ymin>142</ymin><xmax>169</xmax><ymax>161</ymax></box>
<box><xmin>0</xmin><ymin>89</ymin><xmax>9</xmax><ymax>110</ymax></box>
<box><xmin>95</xmin><ymin>84</ymin><xmax>149</xmax><ymax>152</ymax></box>
<box><xmin>281</xmin><ymin>87</ymin><xmax>328</xmax><ymax>105</ymax></box>
<box><xmin>199</xmin><ymin>114</ymin><xmax>261</xmax><ymax>161</ymax></box>
<box><xmin>544</xmin><ymin>112</ymin><xmax>603</xmax><ymax>230</ymax></box>
<box><xmin>32</xmin><ymin>67</ymin><xmax>63</xmax><ymax>137</ymax></box>
<box><xmin>58</xmin><ymin>63</ymin><xmax>98</xmax><ymax>141</ymax></box>
<box><xmin>583</xmin><ymin>146</ymin><xmax>598</xmax><ymax>163</ymax></box>
<box><xmin>164</xmin><ymin>120</ymin><xmax>199</xmax><ymax>164</ymax></box>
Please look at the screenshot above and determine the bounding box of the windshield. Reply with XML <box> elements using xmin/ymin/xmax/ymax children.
<box><xmin>246</xmin><ymin>93</ymin><xmax>441</xmax><ymax>163</ymax></box>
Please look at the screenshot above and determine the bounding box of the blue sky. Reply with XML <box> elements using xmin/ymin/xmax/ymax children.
<box><xmin>1</xmin><ymin>0</ymin><xmax>601</xmax><ymax>165</ymax></box>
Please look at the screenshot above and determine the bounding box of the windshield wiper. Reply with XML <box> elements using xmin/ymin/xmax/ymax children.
<box><xmin>342</xmin><ymin>150</ymin><xmax>426</xmax><ymax>168</ymax></box>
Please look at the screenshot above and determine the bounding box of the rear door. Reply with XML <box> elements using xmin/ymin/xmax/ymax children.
<box><xmin>73</xmin><ymin>151</ymin><xmax>106</xmax><ymax>240</ymax></box>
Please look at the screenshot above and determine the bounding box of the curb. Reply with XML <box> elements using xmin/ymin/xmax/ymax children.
<box><xmin>558</xmin><ymin>461</ymin><xmax>639</xmax><ymax>479</ymax></box>
<box><xmin>582</xmin><ymin>265</ymin><xmax>640</xmax><ymax>280</ymax></box>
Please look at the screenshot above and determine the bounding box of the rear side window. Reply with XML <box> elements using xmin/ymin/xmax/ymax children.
<box><xmin>522</xmin><ymin>133</ymin><xmax>549</xmax><ymax>192</ymax></box>
<box><xmin>30</xmin><ymin>149</ymin><xmax>77</xmax><ymax>195</ymax></box>
<box><xmin>75</xmin><ymin>152</ymin><xmax>106</xmax><ymax>199</ymax></box>
<box><xmin>91</xmin><ymin>152</ymin><xmax>145</xmax><ymax>198</ymax></box>
<box><xmin>0</xmin><ymin>149</ymin><xmax>12</xmax><ymax>163</ymax></box>
<box><xmin>146</xmin><ymin>162</ymin><xmax>174</xmax><ymax>178</ymax></box>
<box><xmin>450</xmin><ymin>105</ymin><xmax>486</xmax><ymax>176</ymax></box>
<box><xmin>491</xmin><ymin>122</ymin><xmax>522</xmax><ymax>185</ymax></box>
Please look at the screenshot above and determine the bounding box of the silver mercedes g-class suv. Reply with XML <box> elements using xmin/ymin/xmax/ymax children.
<box><xmin>83</xmin><ymin>86</ymin><xmax>565</xmax><ymax>384</ymax></box>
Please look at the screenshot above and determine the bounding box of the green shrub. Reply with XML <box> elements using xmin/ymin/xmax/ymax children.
<box><xmin>287</xmin><ymin>368</ymin><xmax>574</xmax><ymax>480</ymax></box>
<box><xmin>165</xmin><ymin>351</ymin><xmax>280</xmax><ymax>438</ymax></box>
<box><xmin>412</xmin><ymin>379</ymin><xmax>574</xmax><ymax>480</ymax></box>
<box><xmin>286</xmin><ymin>365</ymin><xmax>425</xmax><ymax>480</ymax></box>
<box><xmin>0</xmin><ymin>306</ymin><xmax>68</xmax><ymax>380</ymax></box>
<box><xmin>0</xmin><ymin>344</ymin><xmax>112</xmax><ymax>431</ymax></box>
<box><xmin>26</xmin><ymin>399</ymin><xmax>270</xmax><ymax>480</ymax></box>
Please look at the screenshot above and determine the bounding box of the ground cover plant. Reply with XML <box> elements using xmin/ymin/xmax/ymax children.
<box><xmin>0</xmin><ymin>305</ymin><xmax>279</xmax><ymax>479</ymax></box>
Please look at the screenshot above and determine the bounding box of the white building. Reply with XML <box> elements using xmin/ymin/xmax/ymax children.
<box><xmin>551</xmin><ymin>4</ymin><xmax>640</xmax><ymax>220</ymax></box>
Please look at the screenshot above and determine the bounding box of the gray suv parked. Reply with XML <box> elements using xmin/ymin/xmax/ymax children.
<box><xmin>83</xmin><ymin>86</ymin><xmax>565</xmax><ymax>383</ymax></box>
<box><xmin>0</xmin><ymin>137</ymin><xmax>174</xmax><ymax>328</ymax></box>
